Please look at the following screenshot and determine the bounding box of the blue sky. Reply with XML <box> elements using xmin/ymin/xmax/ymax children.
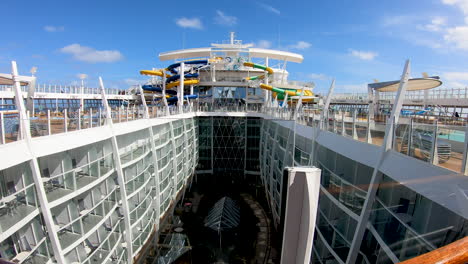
<box><xmin>2</xmin><ymin>0</ymin><xmax>468</xmax><ymax>93</ymax></box>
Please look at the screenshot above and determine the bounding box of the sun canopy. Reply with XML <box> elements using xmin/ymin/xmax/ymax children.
<box><xmin>369</xmin><ymin>77</ymin><xmax>442</xmax><ymax>92</ymax></box>
<box><xmin>159</xmin><ymin>47</ymin><xmax>303</xmax><ymax>63</ymax></box>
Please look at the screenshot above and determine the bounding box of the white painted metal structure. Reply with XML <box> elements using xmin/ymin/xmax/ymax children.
<box><xmin>0</xmin><ymin>39</ymin><xmax>467</xmax><ymax>264</ymax></box>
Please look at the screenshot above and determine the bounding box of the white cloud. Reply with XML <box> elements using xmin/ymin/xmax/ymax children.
<box><xmin>60</xmin><ymin>44</ymin><xmax>123</xmax><ymax>63</ymax></box>
<box><xmin>308</xmin><ymin>73</ymin><xmax>328</xmax><ymax>80</ymax></box>
<box><xmin>215</xmin><ymin>10</ymin><xmax>237</xmax><ymax>26</ymax></box>
<box><xmin>44</xmin><ymin>25</ymin><xmax>64</xmax><ymax>32</ymax></box>
<box><xmin>444</xmin><ymin>26</ymin><xmax>468</xmax><ymax>49</ymax></box>
<box><xmin>31</xmin><ymin>54</ymin><xmax>45</xmax><ymax>59</ymax></box>
<box><xmin>419</xmin><ymin>17</ymin><xmax>447</xmax><ymax>31</ymax></box>
<box><xmin>382</xmin><ymin>15</ymin><xmax>416</xmax><ymax>27</ymax></box>
<box><xmin>446</xmin><ymin>81</ymin><xmax>467</xmax><ymax>87</ymax></box>
<box><xmin>289</xmin><ymin>41</ymin><xmax>312</xmax><ymax>50</ymax></box>
<box><xmin>257</xmin><ymin>2</ymin><xmax>280</xmax><ymax>15</ymax></box>
<box><xmin>349</xmin><ymin>49</ymin><xmax>378</xmax><ymax>60</ymax></box>
<box><xmin>256</xmin><ymin>40</ymin><xmax>272</xmax><ymax>49</ymax></box>
<box><xmin>335</xmin><ymin>83</ymin><xmax>368</xmax><ymax>93</ymax></box>
<box><xmin>443</xmin><ymin>71</ymin><xmax>468</xmax><ymax>81</ymax></box>
<box><xmin>442</xmin><ymin>0</ymin><xmax>468</xmax><ymax>15</ymax></box>
<box><xmin>175</xmin><ymin>17</ymin><xmax>203</xmax><ymax>29</ymax></box>
<box><xmin>442</xmin><ymin>71</ymin><xmax>468</xmax><ymax>87</ymax></box>
<box><xmin>124</xmin><ymin>78</ymin><xmax>144</xmax><ymax>85</ymax></box>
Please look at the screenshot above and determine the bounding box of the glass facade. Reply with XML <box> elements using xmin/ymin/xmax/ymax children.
<box><xmin>258</xmin><ymin>118</ymin><xmax>467</xmax><ymax>264</ymax></box>
<box><xmin>196</xmin><ymin>117</ymin><xmax>261</xmax><ymax>174</ymax></box>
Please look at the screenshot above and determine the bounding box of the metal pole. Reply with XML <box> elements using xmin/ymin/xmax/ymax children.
<box><xmin>352</xmin><ymin>110</ymin><xmax>358</xmax><ymax>140</ymax></box>
<box><xmin>90</xmin><ymin>108</ymin><xmax>93</xmax><ymax>128</ymax></box>
<box><xmin>179</xmin><ymin>62</ymin><xmax>185</xmax><ymax>114</ymax></box>
<box><xmin>461</xmin><ymin>125</ymin><xmax>468</xmax><ymax>175</ymax></box>
<box><xmin>78</xmin><ymin>109</ymin><xmax>81</xmax><ymax>130</ymax></box>
<box><xmin>366</xmin><ymin>113</ymin><xmax>372</xmax><ymax>144</ymax></box>
<box><xmin>64</xmin><ymin>109</ymin><xmax>67</xmax><ymax>132</ymax></box>
<box><xmin>407</xmin><ymin>118</ymin><xmax>413</xmax><ymax>156</ymax></box>
<box><xmin>47</xmin><ymin>110</ymin><xmax>51</xmax><ymax>135</ymax></box>
<box><xmin>320</xmin><ymin>79</ymin><xmax>335</xmax><ymax>130</ymax></box>
<box><xmin>0</xmin><ymin>112</ymin><xmax>5</xmax><ymax>144</ymax></box>
<box><xmin>341</xmin><ymin>111</ymin><xmax>346</xmax><ymax>136</ymax></box>
<box><xmin>99</xmin><ymin>77</ymin><xmax>134</xmax><ymax>263</ymax></box>
<box><xmin>11</xmin><ymin>61</ymin><xmax>67</xmax><ymax>264</ymax></box>
<box><xmin>126</xmin><ymin>105</ymin><xmax>129</xmax><ymax>122</ymax></box>
<box><xmin>346</xmin><ymin>60</ymin><xmax>411</xmax><ymax>264</ymax></box>
<box><xmin>430</xmin><ymin>121</ymin><xmax>439</xmax><ymax>165</ymax></box>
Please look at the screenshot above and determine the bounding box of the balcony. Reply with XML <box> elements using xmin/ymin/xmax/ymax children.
<box><xmin>43</xmin><ymin>153</ymin><xmax>114</xmax><ymax>204</ymax></box>
<box><xmin>0</xmin><ymin>184</ymin><xmax>38</xmax><ymax>235</ymax></box>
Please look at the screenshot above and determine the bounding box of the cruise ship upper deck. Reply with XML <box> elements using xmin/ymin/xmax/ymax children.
<box><xmin>0</xmin><ymin>33</ymin><xmax>467</xmax><ymax>264</ymax></box>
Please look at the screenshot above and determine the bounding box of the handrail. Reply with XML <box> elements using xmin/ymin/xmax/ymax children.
<box><xmin>42</xmin><ymin>152</ymin><xmax>113</xmax><ymax>182</ymax></box>
<box><xmin>398</xmin><ymin>236</ymin><xmax>468</xmax><ymax>264</ymax></box>
<box><xmin>56</xmin><ymin>186</ymin><xmax>118</xmax><ymax>233</ymax></box>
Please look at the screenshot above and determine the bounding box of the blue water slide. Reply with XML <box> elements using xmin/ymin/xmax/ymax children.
<box><xmin>166</xmin><ymin>60</ymin><xmax>209</xmax><ymax>74</ymax></box>
<box><xmin>165</xmin><ymin>94</ymin><xmax>201</xmax><ymax>103</ymax></box>
<box><xmin>142</xmin><ymin>85</ymin><xmax>177</xmax><ymax>95</ymax></box>
<box><xmin>166</xmin><ymin>73</ymin><xmax>199</xmax><ymax>83</ymax></box>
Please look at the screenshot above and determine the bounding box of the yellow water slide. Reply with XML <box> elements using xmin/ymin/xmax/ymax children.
<box><xmin>140</xmin><ymin>70</ymin><xmax>199</xmax><ymax>89</ymax></box>
<box><xmin>244</xmin><ymin>62</ymin><xmax>315</xmax><ymax>102</ymax></box>
<box><xmin>139</xmin><ymin>70</ymin><xmax>171</xmax><ymax>77</ymax></box>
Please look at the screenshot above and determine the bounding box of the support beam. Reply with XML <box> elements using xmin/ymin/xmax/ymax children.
<box><xmin>11</xmin><ymin>61</ymin><xmax>67</xmax><ymax>264</ymax></box>
<box><xmin>99</xmin><ymin>77</ymin><xmax>134</xmax><ymax>263</ymax></box>
<box><xmin>138</xmin><ymin>85</ymin><xmax>162</xmax><ymax>245</ymax></box>
<box><xmin>179</xmin><ymin>63</ymin><xmax>185</xmax><ymax>114</ymax></box>
<box><xmin>346</xmin><ymin>60</ymin><xmax>411</xmax><ymax>264</ymax></box>
<box><xmin>320</xmin><ymin>79</ymin><xmax>335</xmax><ymax>130</ymax></box>
<box><xmin>280</xmin><ymin>167</ymin><xmax>321</xmax><ymax>264</ymax></box>
<box><xmin>308</xmin><ymin>79</ymin><xmax>335</xmax><ymax>165</ymax></box>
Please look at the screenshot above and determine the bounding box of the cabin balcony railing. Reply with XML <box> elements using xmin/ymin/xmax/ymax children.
<box><xmin>0</xmin><ymin>183</ymin><xmax>39</xmax><ymax>234</ymax></box>
<box><xmin>42</xmin><ymin>152</ymin><xmax>114</xmax><ymax>203</ymax></box>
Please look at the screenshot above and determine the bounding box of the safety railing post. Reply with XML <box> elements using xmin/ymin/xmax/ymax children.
<box><xmin>407</xmin><ymin>118</ymin><xmax>413</xmax><ymax>156</ymax></box>
<box><xmin>47</xmin><ymin>110</ymin><xmax>51</xmax><ymax>135</ymax></box>
<box><xmin>126</xmin><ymin>106</ymin><xmax>129</xmax><ymax>122</ymax></box>
<box><xmin>366</xmin><ymin>113</ymin><xmax>372</xmax><ymax>144</ymax></box>
<box><xmin>341</xmin><ymin>111</ymin><xmax>346</xmax><ymax>136</ymax></box>
<box><xmin>352</xmin><ymin>110</ymin><xmax>358</xmax><ymax>140</ymax></box>
<box><xmin>78</xmin><ymin>109</ymin><xmax>81</xmax><ymax>130</ymax></box>
<box><xmin>64</xmin><ymin>109</ymin><xmax>67</xmax><ymax>133</ymax></box>
<box><xmin>0</xmin><ymin>112</ymin><xmax>4</xmax><ymax>144</ymax></box>
<box><xmin>430</xmin><ymin>121</ymin><xmax>439</xmax><ymax>165</ymax></box>
<box><xmin>90</xmin><ymin>108</ymin><xmax>93</xmax><ymax>128</ymax></box>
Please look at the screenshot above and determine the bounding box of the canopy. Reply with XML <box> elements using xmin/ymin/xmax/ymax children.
<box><xmin>369</xmin><ymin>77</ymin><xmax>442</xmax><ymax>92</ymax></box>
<box><xmin>204</xmin><ymin>197</ymin><xmax>240</xmax><ymax>232</ymax></box>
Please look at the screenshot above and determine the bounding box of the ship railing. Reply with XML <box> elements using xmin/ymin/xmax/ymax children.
<box><xmin>3</xmin><ymin>103</ymin><xmax>468</xmax><ymax>175</ymax></box>
<box><xmin>292</xmin><ymin>108</ymin><xmax>468</xmax><ymax>175</ymax></box>
<box><xmin>398</xmin><ymin>236</ymin><xmax>468</xmax><ymax>264</ymax></box>
<box><xmin>330</xmin><ymin>87</ymin><xmax>468</xmax><ymax>101</ymax></box>
<box><xmin>0</xmin><ymin>84</ymin><xmax>127</xmax><ymax>95</ymax></box>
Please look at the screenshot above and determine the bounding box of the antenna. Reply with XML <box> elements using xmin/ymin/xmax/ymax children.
<box><xmin>230</xmin><ymin>32</ymin><xmax>235</xmax><ymax>44</ymax></box>
<box><xmin>79</xmin><ymin>74</ymin><xmax>87</xmax><ymax>87</ymax></box>
<box><xmin>30</xmin><ymin>66</ymin><xmax>37</xmax><ymax>77</ymax></box>
<box><xmin>278</xmin><ymin>24</ymin><xmax>281</xmax><ymax>49</ymax></box>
